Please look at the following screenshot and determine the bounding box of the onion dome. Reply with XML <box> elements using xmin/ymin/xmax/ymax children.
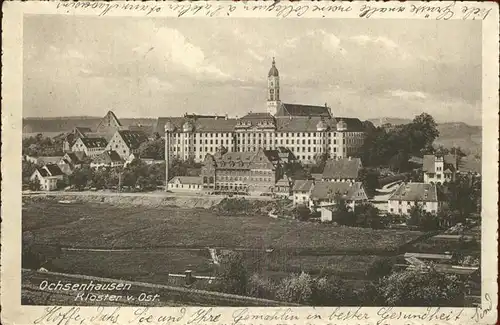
<box><xmin>316</xmin><ymin>119</ymin><xmax>327</xmax><ymax>132</ymax></box>
<box><xmin>268</xmin><ymin>57</ymin><xmax>279</xmax><ymax>77</ymax></box>
<box><xmin>164</xmin><ymin>121</ymin><xmax>174</xmax><ymax>132</ymax></box>
<box><xmin>182</xmin><ymin>121</ymin><xmax>194</xmax><ymax>132</ymax></box>
<box><xmin>336</xmin><ymin>119</ymin><xmax>347</xmax><ymax>131</ymax></box>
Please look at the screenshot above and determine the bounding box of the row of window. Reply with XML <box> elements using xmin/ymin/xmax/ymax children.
<box><xmin>169</xmin><ymin>131</ymin><xmax>361</xmax><ymax>138</ymax></box>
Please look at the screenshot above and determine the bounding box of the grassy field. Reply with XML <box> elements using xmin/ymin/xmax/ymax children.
<box><xmin>23</xmin><ymin>198</ymin><xmax>424</xmax><ymax>288</ymax></box>
<box><xmin>23</xmin><ymin>199</ymin><xmax>423</xmax><ymax>252</ymax></box>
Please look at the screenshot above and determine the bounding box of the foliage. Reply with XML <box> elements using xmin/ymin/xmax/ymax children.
<box><xmin>310</xmin><ymin>276</ymin><xmax>349</xmax><ymax>306</ymax></box>
<box><xmin>22</xmin><ymin>134</ymin><xmax>64</xmax><ymax>157</ymax></box>
<box><xmin>292</xmin><ymin>205</ymin><xmax>311</xmax><ymax>221</ymax></box>
<box><xmin>329</xmin><ymin>192</ymin><xmax>355</xmax><ymax>226</ymax></box>
<box><xmin>406</xmin><ymin>205</ymin><xmax>440</xmax><ymax>231</ymax></box>
<box><xmin>378</xmin><ymin>268</ymin><xmax>465</xmax><ymax>306</ymax></box>
<box><xmin>365</xmin><ymin>257</ymin><xmax>394</xmax><ymax>280</ymax></box>
<box><xmin>358</xmin><ymin>113</ymin><xmax>440</xmax><ymax>171</ymax></box>
<box><xmin>446</xmin><ymin>174</ymin><xmax>481</xmax><ymax>221</ymax></box>
<box><xmin>22</xmin><ymin>160</ymin><xmax>38</xmax><ymax>184</ymax></box>
<box><xmin>213</xmin><ymin>251</ymin><xmax>249</xmax><ymax>295</ymax></box>
<box><xmin>276</xmin><ymin>272</ymin><xmax>313</xmax><ymax>304</ymax></box>
<box><xmin>310</xmin><ymin>153</ymin><xmax>329</xmax><ymax>174</ymax></box>
<box><xmin>169</xmin><ymin>157</ymin><xmax>201</xmax><ymax>178</ymax></box>
<box><xmin>138</xmin><ymin>138</ymin><xmax>165</xmax><ymax>160</ymax></box>
<box><xmin>247</xmin><ymin>273</ymin><xmax>277</xmax><ymax>300</ymax></box>
<box><xmin>69</xmin><ymin>165</ymin><xmax>93</xmax><ymax>190</ymax></box>
<box><xmin>283</xmin><ymin>161</ymin><xmax>311</xmax><ymax>181</ymax></box>
<box><xmin>22</xmin><ymin>233</ymin><xmax>62</xmax><ymax>270</ymax></box>
<box><xmin>28</xmin><ymin>178</ymin><xmax>41</xmax><ymax>191</ymax></box>
<box><xmin>354</xmin><ymin>203</ymin><xmax>383</xmax><ymax>229</ymax></box>
<box><xmin>358</xmin><ymin>168</ymin><xmax>380</xmax><ymax>198</ymax></box>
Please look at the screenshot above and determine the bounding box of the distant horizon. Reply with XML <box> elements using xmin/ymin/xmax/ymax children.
<box><xmin>22</xmin><ymin>114</ymin><xmax>482</xmax><ymax>127</ymax></box>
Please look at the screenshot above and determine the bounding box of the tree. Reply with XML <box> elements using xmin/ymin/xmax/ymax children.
<box><xmin>378</xmin><ymin>268</ymin><xmax>465</xmax><ymax>306</ymax></box>
<box><xmin>292</xmin><ymin>205</ymin><xmax>311</xmax><ymax>221</ymax></box>
<box><xmin>407</xmin><ymin>204</ymin><xmax>439</xmax><ymax>231</ymax></box>
<box><xmin>28</xmin><ymin>178</ymin><xmax>41</xmax><ymax>191</ymax></box>
<box><xmin>330</xmin><ymin>192</ymin><xmax>354</xmax><ymax>226</ymax></box>
<box><xmin>447</xmin><ymin>174</ymin><xmax>481</xmax><ymax>221</ymax></box>
<box><xmin>354</xmin><ymin>202</ymin><xmax>382</xmax><ymax>228</ymax></box>
<box><xmin>138</xmin><ymin>138</ymin><xmax>165</xmax><ymax>160</ymax></box>
<box><xmin>410</xmin><ymin>113</ymin><xmax>440</xmax><ymax>151</ymax></box>
<box><xmin>358</xmin><ymin>168</ymin><xmax>380</xmax><ymax>198</ymax></box>
<box><xmin>69</xmin><ymin>165</ymin><xmax>93</xmax><ymax>190</ymax></box>
<box><xmin>213</xmin><ymin>251</ymin><xmax>249</xmax><ymax>295</ymax></box>
<box><xmin>276</xmin><ymin>272</ymin><xmax>313</xmax><ymax>304</ymax></box>
<box><xmin>22</xmin><ymin>161</ymin><xmax>38</xmax><ymax>184</ymax></box>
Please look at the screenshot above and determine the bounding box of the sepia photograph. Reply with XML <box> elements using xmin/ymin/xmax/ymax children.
<box><xmin>2</xmin><ymin>2</ymin><xmax>497</xmax><ymax>320</ymax></box>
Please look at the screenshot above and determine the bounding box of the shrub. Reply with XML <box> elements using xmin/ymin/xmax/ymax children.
<box><xmin>247</xmin><ymin>273</ymin><xmax>277</xmax><ymax>300</ymax></box>
<box><xmin>276</xmin><ymin>272</ymin><xmax>313</xmax><ymax>304</ymax></box>
<box><xmin>378</xmin><ymin>268</ymin><xmax>465</xmax><ymax>306</ymax></box>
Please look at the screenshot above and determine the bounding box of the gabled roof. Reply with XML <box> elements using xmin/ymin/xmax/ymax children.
<box><xmin>277</xmin><ymin>103</ymin><xmax>331</xmax><ymax>118</ymax></box>
<box><xmin>322</xmin><ymin>158</ymin><xmax>362</xmax><ymax>179</ymax></box>
<box><xmin>79</xmin><ymin>137</ymin><xmax>108</xmax><ymax>148</ymax></box>
<box><xmin>310</xmin><ymin>182</ymin><xmax>365</xmax><ymax>201</ymax></box>
<box><xmin>117</xmin><ymin>130</ymin><xmax>149</xmax><ymax>149</ymax></box>
<box><xmin>250</xmin><ymin>149</ymin><xmax>275</xmax><ymax>170</ymax></box>
<box><xmin>65</xmin><ymin>151</ymin><xmax>87</xmax><ymax>164</ymax></box>
<box><xmin>292</xmin><ymin>180</ymin><xmax>315</xmax><ymax>192</ymax></box>
<box><xmin>93</xmin><ymin>150</ymin><xmax>123</xmax><ymax>164</ymax></box>
<box><xmin>169</xmin><ymin>176</ymin><xmax>202</xmax><ymax>185</ymax></box>
<box><xmin>43</xmin><ymin>164</ymin><xmax>64</xmax><ymax>177</ymax></box>
<box><xmin>388</xmin><ymin>183</ymin><xmax>438</xmax><ymax>202</ymax></box>
<box><xmin>75</xmin><ymin>127</ymin><xmax>92</xmax><ymax>135</ymax></box>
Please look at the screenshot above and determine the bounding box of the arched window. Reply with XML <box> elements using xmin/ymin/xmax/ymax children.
<box><xmin>203</xmin><ymin>177</ymin><xmax>208</xmax><ymax>183</ymax></box>
<box><xmin>209</xmin><ymin>176</ymin><xmax>214</xmax><ymax>183</ymax></box>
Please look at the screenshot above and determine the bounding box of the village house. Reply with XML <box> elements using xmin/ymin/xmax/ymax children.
<box><xmin>167</xmin><ymin>176</ymin><xmax>203</xmax><ymax>192</ymax></box>
<box><xmin>387</xmin><ymin>183</ymin><xmax>441</xmax><ymax>216</ymax></box>
<box><xmin>29</xmin><ymin>164</ymin><xmax>65</xmax><ymax>191</ymax></box>
<box><xmin>422</xmin><ymin>154</ymin><xmax>457</xmax><ymax>184</ymax></box>
<box><xmin>292</xmin><ymin>179</ymin><xmax>315</xmax><ymax>206</ymax></box>
<box><xmin>71</xmin><ymin>137</ymin><xmax>108</xmax><ymax>158</ymax></box>
<box><xmin>90</xmin><ymin>150</ymin><xmax>124</xmax><ymax>168</ymax></box>
<box><xmin>62</xmin><ymin>127</ymin><xmax>93</xmax><ymax>152</ymax></box>
<box><xmin>106</xmin><ymin>130</ymin><xmax>149</xmax><ymax>160</ymax></box>
<box><xmin>309</xmin><ymin>181</ymin><xmax>368</xmax><ymax>211</ymax></box>
<box><xmin>321</xmin><ymin>157</ymin><xmax>362</xmax><ymax>182</ymax></box>
<box><xmin>274</xmin><ymin>175</ymin><xmax>293</xmax><ymax>197</ymax></box>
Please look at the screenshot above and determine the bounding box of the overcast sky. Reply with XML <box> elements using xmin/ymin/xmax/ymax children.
<box><xmin>23</xmin><ymin>16</ymin><xmax>482</xmax><ymax>125</ymax></box>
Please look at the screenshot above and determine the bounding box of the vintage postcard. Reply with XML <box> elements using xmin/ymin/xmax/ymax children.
<box><xmin>1</xmin><ymin>1</ymin><xmax>498</xmax><ymax>325</ymax></box>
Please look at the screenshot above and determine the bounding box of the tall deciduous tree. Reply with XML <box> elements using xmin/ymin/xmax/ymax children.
<box><xmin>213</xmin><ymin>251</ymin><xmax>249</xmax><ymax>295</ymax></box>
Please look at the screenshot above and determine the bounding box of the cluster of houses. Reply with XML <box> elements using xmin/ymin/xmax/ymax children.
<box><xmin>25</xmin><ymin>111</ymin><xmax>161</xmax><ymax>190</ymax></box>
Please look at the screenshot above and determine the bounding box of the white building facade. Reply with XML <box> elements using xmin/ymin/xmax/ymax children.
<box><xmin>159</xmin><ymin>59</ymin><xmax>365</xmax><ymax>165</ymax></box>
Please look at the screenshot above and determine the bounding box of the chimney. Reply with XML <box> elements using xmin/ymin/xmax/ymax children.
<box><xmin>225</xmin><ymin>114</ymin><xmax>228</xmax><ymax>120</ymax></box>
<box><xmin>185</xmin><ymin>270</ymin><xmax>193</xmax><ymax>285</ymax></box>
<box><xmin>348</xmin><ymin>156</ymin><xmax>352</xmax><ymax>161</ymax></box>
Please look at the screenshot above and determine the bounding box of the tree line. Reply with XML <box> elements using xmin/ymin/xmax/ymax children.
<box><xmin>209</xmin><ymin>251</ymin><xmax>469</xmax><ymax>306</ymax></box>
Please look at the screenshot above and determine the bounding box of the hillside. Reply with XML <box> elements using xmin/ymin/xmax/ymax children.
<box><xmin>368</xmin><ymin>118</ymin><xmax>482</xmax><ymax>155</ymax></box>
<box><xmin>22</xmin><ymin>117</ymin><xmax>156</xmax><ymax>133</ymax></box>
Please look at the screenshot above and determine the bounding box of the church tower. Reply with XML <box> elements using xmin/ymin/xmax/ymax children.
<box><xmin>267</xmin><ymin>57</ymin><xmax>280</xmax><ymax>115</ymax></box>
